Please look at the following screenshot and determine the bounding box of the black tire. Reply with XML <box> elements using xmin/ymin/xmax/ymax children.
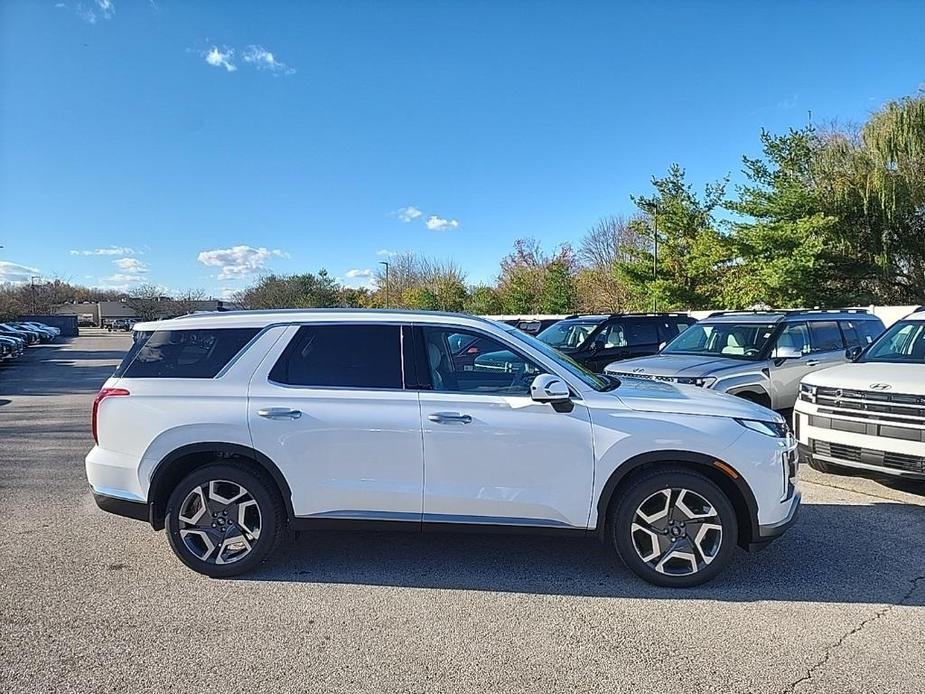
<box><xmin>165</xmin><ymin>461</ymin><xmax>285</xmax><ymax>578</ymax></box>
<box><xmin>609</xmin><ymin>467</ymin><xmax>739</xmax><ymax>588</ymax></box>
<box><xmin>807</xmin><ymin>455</ymin><xmax>834</xmax><ymax>474</ymax></box>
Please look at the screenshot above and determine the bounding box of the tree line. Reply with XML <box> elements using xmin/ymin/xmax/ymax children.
<box><xmin>3</xmin><ymin>90</ymin><xmax>921</xmax><ymax>321</ymax></box>
<box><xmin>236</xmin><ymin>91</ymin><xmax>925</xmax><ymax>314</ymax></box>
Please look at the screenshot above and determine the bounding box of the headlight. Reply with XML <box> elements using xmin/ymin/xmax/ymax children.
<box><xmin>735</xmin><ymin>418</ymin><xmax>790</xmax><ymax>438</ymax></box>
<box><xmin>799</xmin><ymin>383</ymin><xmax>817</xmax><ymax>403</ymax></box>
<box><xmin>675</xmin><ymin>376</ymin><xmax>717</xmax><ymax>388</ymax></box>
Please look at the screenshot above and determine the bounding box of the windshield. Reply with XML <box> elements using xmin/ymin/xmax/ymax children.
<box><xmin>537</xmin><ymin>319</ymin><xmax>603</xmax><ymax>349</ymax></box>
<box><xmin>662</xmin><ymin>322</ymin><xmax>778</xmax><ymax>360</ymax></box>
<box><xmin>505</xmin><ymin>327</ymin><xmax>615</xmax><ymax>391</ymax></box>
<box><xmin>858</xmin><ymin>320</ymin><xmax>925</xmax><ymax>363</ymax></box>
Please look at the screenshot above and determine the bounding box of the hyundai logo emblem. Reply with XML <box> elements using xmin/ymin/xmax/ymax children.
<box><xmin>869</xmin><ymin>383</ymin><xmax>892</xmax><ymax>391</ymax></box>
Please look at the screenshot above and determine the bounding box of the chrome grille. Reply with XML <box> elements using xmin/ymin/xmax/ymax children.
<box><xmin>813</xmin><ymin>387</ymin><xmax>925</xmax><ymax>426</ymax></box>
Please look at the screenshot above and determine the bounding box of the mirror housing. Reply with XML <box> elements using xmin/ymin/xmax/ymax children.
<box><xmin>845</xmin><ymin>345</ymin><xmax>863</xmax><ymax>361</ymax></box>
<box><xmin>773</xmin><ymin>345</ymin><xmax>802</xmax><ymax>360</ymax></box>
<box><xmin>658</xmin><ymin>341</ymin><xmax>667</xmax><ymax>351</ymax></box>
<box><xmin>530</xmin><ymin>374</ymin><xmax>571</xmax><ymax>404</ymax></box>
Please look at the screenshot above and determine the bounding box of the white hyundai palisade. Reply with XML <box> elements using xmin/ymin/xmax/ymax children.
<box><xmin>795</xmin><ymin>310</ymin><xmax>925</xmax><ymax>481</ymax></box>
<box><xmin>86</xmin><ymin>309</ymin><xmax>800</xmax><ymax>587</ymax></box>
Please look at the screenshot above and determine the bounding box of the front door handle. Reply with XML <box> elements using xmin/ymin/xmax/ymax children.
<box><xmin>257</xmin><ymin>407</ymin><xmax>302</xmax><ymax>420</ymax></box>
<box><xmin>806</xmin><ymin>360</ymin><xmax>820</xmax><ymax>367</ymax></box>
<box><xmin>428</xmin><ymin>412</ymin><xmax>472</xmax><ymax>424</ymax></box>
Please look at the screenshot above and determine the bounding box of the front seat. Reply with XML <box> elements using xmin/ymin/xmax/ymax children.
<box><xmin>721</xmin><ymin>332</ymin><xmax>746</xmax><ymax>356</ymax></box>
<box><xmin>426</xmin><ymin>341</ymin><xmax>458</xmax><ymax>390</ymax></box>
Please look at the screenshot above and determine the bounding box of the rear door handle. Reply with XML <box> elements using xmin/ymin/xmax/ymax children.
<box><xmin>257</xmin><ymin>407</ymin><xmax>302</xmax><ymax>420</ymax></box>
<box><xmin>806</xmin><ymin>360</ymin><xmax>820</xmax><ymax>367</ymax></box>
<box><xmin>428</xmin><ymin>412</ymin><xmax>472</xmax><ymax>424</ymax></box>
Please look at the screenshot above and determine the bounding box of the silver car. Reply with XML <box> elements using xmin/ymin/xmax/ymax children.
<box><xmin>604</xmin><ymin>310</ymin><xmax>885</xmax><ymax>411</ymax></box>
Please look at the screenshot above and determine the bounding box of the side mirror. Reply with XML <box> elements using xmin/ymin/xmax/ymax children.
<box><xmin>658</xmin><ymin>341</ymin><xmax>666</xmax><ymax>351</ymax></box>
<box><xmin>845</xmin><ymin>345</ymin><xmax>863</xmax><ymax>361</ymax></box>
<box><xmin>530</xmin><ymin>373</ymin><xmax>571</xmax><ymax>404</ymax></box>
<box><xmin>773</xmin><ymin>345</ymin><xmax>802</xmax><ymax>360</ymax></box>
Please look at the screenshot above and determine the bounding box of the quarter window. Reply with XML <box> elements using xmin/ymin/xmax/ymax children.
<box><xmin>118</xmin><ymin>328</ymin><xmax>259</xmax><ymax>379</ymax></box>
<box><xmin>625</xmin><ymin>320</ymin><xmax>659</xmax><ymax>346</ymax></box>
<box><xmin>420</xmin><ymin>327</ymin><xmax>544</xmax><ymax>395</ymax></box>
<box><xmin>270</xmin><ymin>324</ymin><xmax>402</xmax><ymax>389</ymax></box>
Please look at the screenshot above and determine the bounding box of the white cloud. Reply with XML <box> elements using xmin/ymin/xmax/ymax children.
<box><xmin>345</xmin><ymin>268</ymin><xmax>373</xmax><ymax>279</ymax></box>
<box><xmin>340</xmin><ymin>269</ymin><xmax>377</xmax><ymax>290</ymax></box>
<box><xmin>425</xmin><ymin>215</ymin><xmax>460</xmax><ymax>231</ymax></box>
<box><xmin>102</xmin><ymin>273</ymin><xmax>144</xmax><ymax>284</ymax></box>
<box><xmin>70</xmin><ymin>246</ymin><xmax>137</xmax><ymax>256</ymax></box>
<box><xmin>72</xmin><ymin>0</ymin><xmax>115</xmax><ymax>24</ymax></box>
<box><xmin>376</xmin><ymin>249</ymin><xmax>397</xmax><ymax>257</ymax></box>
<box><xmin>396</xmin><ymin>206</ymin><xmax>423</xmax><ymax>222</ymax></box>
<box><xmin>197</xmin><ymin>245</ymin><xmax>287</xmax><ymax>280</ymax></box>
<box><xmin>242</xmin><ymin>45</ymin><xmax>295</xmax><ymax>75</ymax></box>
<box><xmin>0</xmin><ymin>261</ymin><xmax>40</xmax><ymax>284</ymax></box>
<box><xmin>113</xmin><ymin>257</ymin><xmax>147</xmax><ymax>274</ymax></box>
<box><xmin>205</xmin><ymin>46</ymin><xmax>237</xmax><ymax>72</ymax></box>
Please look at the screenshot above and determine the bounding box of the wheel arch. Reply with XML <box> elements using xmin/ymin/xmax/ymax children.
<box><xmin>726</xmin><ymin>385</ymin><xmax>772</xmax><ymax>409</ymax></box>
<box><xmin>147</xmin><ymin>442</ymin><xmax>293</xmax><ymax>530</ymax></box>
<box><xmin>595</xmin><ymin>450</ymin><xmax>760</xmax><ymax>548</ymax></box>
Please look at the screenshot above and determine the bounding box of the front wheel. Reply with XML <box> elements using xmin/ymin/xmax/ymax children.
<box><xmin>609</xmin><ymin>467</ymin><xmax>738</xmax><ymax>587</ymax></box>
<box><xmin>165</xmin><ymin>462</ymin><xmax>284</xmax><ymax>578</ymax></box>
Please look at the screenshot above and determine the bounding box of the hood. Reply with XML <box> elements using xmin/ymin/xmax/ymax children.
<box><xmin>600</xmin><ymin>377</ymin><xmax>782</xmax><ymax>422</ymax></box>
<box><xmin>604</xmin><ymin>353</ymin><xmax>751</xmax><ymax>377</ymax></box>
<box><xmin>803</xmin><ymin>362</ymin><xmax>925</xmax><ymax>395</ymax></box>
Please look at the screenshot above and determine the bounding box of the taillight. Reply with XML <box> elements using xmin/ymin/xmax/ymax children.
<box><xmin>92</xmin><ymin>387</ymin><xmax>129</xmax><ymax>444</ymax></box>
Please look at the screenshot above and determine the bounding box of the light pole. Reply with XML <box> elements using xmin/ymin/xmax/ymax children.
<box><xmin>379</xmin><ymin>261</ymin><xmax>390</xmax><ymax>308</ymax></box>
<box><xmin>31</xmin><ymin>276</ymin><xmax>41</xmax><ymax>314</ymax></box>
<box><xmin>652</xmin><ymin>203</ymin><xmax>659</xmax><ymax>313</ymax></box>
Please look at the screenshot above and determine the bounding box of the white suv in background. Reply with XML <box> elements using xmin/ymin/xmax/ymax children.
<box><xmin>87</xmin><ymin>309</ymin><xmax>800</xmax><ymax>587</ymax></box>
<box><xmin>795</xmin><ymin>311</ymin><xmax>925</xmax><ymax>481</ymax></box>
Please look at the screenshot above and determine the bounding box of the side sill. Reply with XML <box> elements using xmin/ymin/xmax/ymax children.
<box><xmin>290</xmin><ymin>517</ymin><xmax>588</xmax><ymax>538</ymax></box>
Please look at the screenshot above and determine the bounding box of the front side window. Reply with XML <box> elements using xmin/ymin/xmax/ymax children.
<box><xmin>624</xmin><ymin>320</ymin><xmax>659</xmax><ymax>346</ymax></box>
<box><xmin>859</xmin><ymin>321</ymin><xmax>925</xmax><ymax>363</ymax></box>
<box><xmin>421</xmin><ymin>327</ymin><xmax>544</xmax><ymax>395</ymax></box>
<box><xmin>661</xmin><ymin>322</ymin><xmax>777</xmax><ymax>360</ymax></box>
<box><xmin>271</xmin><ymin>324</ymin><xmax>402</xmax><ymax>388</ymax></box>
<box><xmin>808</xmin><ymin>321</ymin><xmax>844</xmax><ymax>353</ymax></box>
<box><xmin>537</xmin><ymin>319</ymin><xmax>603</xmax><ymax>349</ymax></box>
<box><xmin>118</xmin><ymin>328</ymin><xmax>259</xmax><ymax>378</ymax></box>
<box><xmin>774</xmin><ymin>322</ymin><xmax>810</xmax><ymax>356</ymax></box>
<box><xmin>597</xmin><ymin>321</ymin><xmax>627</xmax><ymax>348</ymax></box>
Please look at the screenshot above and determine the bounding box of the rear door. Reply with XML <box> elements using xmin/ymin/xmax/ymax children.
<box><xmin>807</xmin><ymin>321</ymin><xmax>848</xmax><ymax>372</ymax></box>
<box><xmin>247</xmin><ymin>323</ymin><xmax>424</xmax><ymax>521</ymax></box>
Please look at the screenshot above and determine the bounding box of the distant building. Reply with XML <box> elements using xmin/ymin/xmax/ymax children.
<box><xmin>54</xmin><ymin>298</ymin><xmax>230</xmax><ymax>327</ymax></box>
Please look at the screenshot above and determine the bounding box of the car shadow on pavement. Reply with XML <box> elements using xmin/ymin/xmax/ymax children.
<box><xmin>244</xmin><ymin>502</ymin><xmax>925</xmax><ymax>605</ymax></box>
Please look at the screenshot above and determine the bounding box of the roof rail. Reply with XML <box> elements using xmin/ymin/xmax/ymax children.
<box><xmin>705</xmin><ymin>308</ymin><xmax>871</xmax><ymax>318</ymax></box>
<box><xmin>609</xmin><ymin>312</ymin><xmax>690</xmax><ymax>318</ymax></box>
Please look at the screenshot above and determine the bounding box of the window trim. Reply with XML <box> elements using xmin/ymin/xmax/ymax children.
<box><xmin>265</xmin><ymin>321</ymin><xmax>408</xmax><ymax>393</ymax></box>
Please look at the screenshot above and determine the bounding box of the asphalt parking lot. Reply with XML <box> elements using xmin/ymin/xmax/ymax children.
<box><xmin>1</xmin><ymin>332</ymin><xmax>924</xmax><ymax>693</ymax></box>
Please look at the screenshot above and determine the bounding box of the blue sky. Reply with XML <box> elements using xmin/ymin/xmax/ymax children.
<box><xmin>1</xmin><ymin>0</ymin><xmax>923</xmax><ymax>298</ymax></box>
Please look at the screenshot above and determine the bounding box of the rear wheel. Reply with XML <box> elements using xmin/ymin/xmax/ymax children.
<box><xmin>165</xmin><ymin>462</ymin><xmax>285</xmax><ymax>578</ymax></box>
<box><xmin>609</xmin><ymin>467</ymin><xmax>738</xmax><ymax>587</ymax></box>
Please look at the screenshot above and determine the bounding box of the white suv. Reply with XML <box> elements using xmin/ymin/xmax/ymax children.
<box><xmin>795</xmin><ymin>310</ymin><xmax>925</xmax><ymax>481</ymax></box>
<box><xmin>86</xmin><ymin>309</ymin><xmax>800</xmax><ymax>587</ymax></box>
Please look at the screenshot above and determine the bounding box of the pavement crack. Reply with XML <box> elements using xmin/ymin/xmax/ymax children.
<box><xmin>780</xmin><ymin>574</ymin><xmax>925</xmax><ymax>693</ymax></box>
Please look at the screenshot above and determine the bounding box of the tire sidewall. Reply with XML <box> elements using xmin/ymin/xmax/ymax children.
<box><xmin>611</xmin><ymin>469</ymin><xmax>739</xmax><ymax>588</ymax></box>
<box><xmin>165</xmin><ymin>462</ymin><xmax>281</xmax><ymax>578</ymax></box>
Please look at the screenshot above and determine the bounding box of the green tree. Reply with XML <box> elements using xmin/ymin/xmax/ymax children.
<box><xmin>539</xmin><ymin>258</ymin><xmax>577</xmax><ymax>313</ymax></box>
<box><xmin>465</xmin><ymin>285</ymin><xmax>503</xmax><ymax>315</ymax></box>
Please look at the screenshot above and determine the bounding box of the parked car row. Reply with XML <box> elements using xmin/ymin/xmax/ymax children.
<box><xmin>0</xmin><ymin>321</ymin><xmax>60</xmax><ymax>362</ymax></box>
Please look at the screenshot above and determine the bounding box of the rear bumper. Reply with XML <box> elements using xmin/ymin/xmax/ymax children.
<box><xmin>92</xmin><ymin>490</ymin><xmax>149</xmax><ymax>523</ymax></box>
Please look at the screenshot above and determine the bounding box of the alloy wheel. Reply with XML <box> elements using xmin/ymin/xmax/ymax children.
<box><xmin>177</xmin><ymin>480</ymin><xmax>262</xmax><ymax>565</ymax></box>
<box><xmin>630</xmin><ymin>487</ymin><xmax>723</xmax><ymax>576</ymax></box>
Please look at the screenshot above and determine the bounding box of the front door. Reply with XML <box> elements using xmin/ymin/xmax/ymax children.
<box><xmin>248</xmin><ymin>323</ymin><xmax>424</xmax><ymax>521</ymax></box>
<box><xmin>769</xmin><ymin>321</ymin><xmax>817</xmax><ymax>409</ymax></box>
<box><xmin>415</xmin><ymin>326</ymin><xmax>595</xmax><ymax>529</ymax></box>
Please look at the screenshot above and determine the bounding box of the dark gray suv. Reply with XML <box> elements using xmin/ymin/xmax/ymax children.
<box><xmin>604</xmin><ymin>310</ymin><xmax>885</xmax><ymax>411</ymax></box>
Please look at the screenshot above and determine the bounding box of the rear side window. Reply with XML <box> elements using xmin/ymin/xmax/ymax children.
<box><xmin>118</xmin><ymin>328</ymin><xmax>259</xmax><ymax>379</ymax></box>
<box><xmin>270</xmin><ymin>324</ymin><xmax>402</xmax><ymax>389</ymax></box>
<box><xmin>808</xmin><ymin>321</ymin><xmax>844</xmax><ymax>353</ymax></box>
<box><xmin>625</xmin><ymin>320</ymin><xmax>659</xmax><ymax>346</ymax></box>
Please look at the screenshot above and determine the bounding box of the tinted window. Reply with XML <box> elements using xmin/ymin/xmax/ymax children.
<box><xmin>839</xmin><ymin>320</ymin><xmax>862</xmax><ymax>349</ymax></box>
<box><xmin>625</xmin><ymin>320</ymin><xmax>659</xmax><ymax>346</ymax></box>
<box><xmin>774</xmin><ymin>322</ymin><xmax>810</xmax><ymax>356</ymax></box>
<box><xmin>271</xmin><ymin>324</ymin><xmax>402</xmax><ymax>389</ymax></box>
<box><xmin>537</xmin><ymin>319</ymin><xmax>602</xmax><ymax>349</ymax></box>
<box><xmin>857</xmin><ymin>319</ymin><xmax>884</xmax><ymax>344</ymax></box>
<box><xmin>421</xmin><ymin>327</ymin><xmax>544</xmax><ymax>395</ymax></box>
<box><xmin>120</xmin><ymin>328</ymin><xmax>259</xmax><ymax>379</ymax></box>
<box><xmin>808</xmin><ymin>321</ymin><xmax>844</xmax><ymax>352</ymax></box>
